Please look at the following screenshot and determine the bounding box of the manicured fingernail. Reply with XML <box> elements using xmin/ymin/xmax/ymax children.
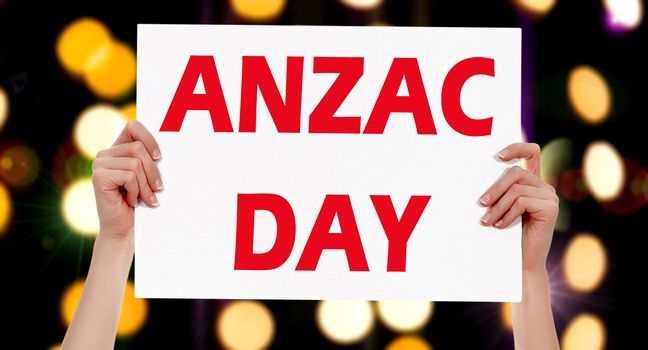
<box><xmin>152</xmin><ymin>149</ymin><xmax>161</xmax><ymax>160</ymax></box>
<box><xmin>480</xmin><ymin>193</ymin><xmax>491</xmax><ymax>205</ymax></box>
<box><xmin>498</xmin><ymin>149</ymin><xmax>509</xmax><ymax>159</ymax></box>
<box><xmin>150</xmin><ymin>194</ymin><xmax>159</xmax><ymax>207</ymax></box>
<box><xmin>495</xmin><ymin>219</ymin><xmax>503</xmax><ymax>227</ymax></box>
<box><xmin>481</xmin><ymin>213</ymin><xmax>491</xmax><ymax>224</ymax></box>
<box><xmin>155</xmin><ymin>178</ymin><xmax>164</xmax><ymax>191</ymax></box>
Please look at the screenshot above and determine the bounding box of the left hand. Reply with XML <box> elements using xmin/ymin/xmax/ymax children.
<box><xmin>479</xmin><ymin>142</ymin><xmax>559</xmax><ymax>274</ymax></box>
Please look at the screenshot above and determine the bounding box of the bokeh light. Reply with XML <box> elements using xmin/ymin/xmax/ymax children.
<box><xmin>121</xmin><ymin>102</ymin><xmax>136</xmax><ymax>121</ymax></box>
<box><xmin>230</xmin><ymin>0</ymin><xmax>287</xmax><ymax>22</ymax></box>
<box><xmin>561</xmin><ymin>313</ymin><xmax>606</xmax><ymax>350</ymax></box>
<box><xmin>376</xmin><ymin>301</ymin><xmax>434</xmax><ymax>333</ymax></box>
<box><xmin>84</xmin><ymin>40</ymin><xmax>136</xmax><ymax>99</ymax></box>
<box><xmin>0</xmin><ymin>182</ymin><xmax>11</xmax><ymax>236</ymax></box>
<box><xmin>56</xmin><ymin>17</ymin><xmax>112</xmax><ymax>76</ymax></box>
<box><xmin>316</xmin><ymin>300</ymin><xmax>374</xmax><ymax>345</ymax></box>
<box><xmin>61</xmin><ymin>178</ymin><xmax>99</xmax><ymax>236</ymax></box>
<box><xmin>61</xmin><ymin>280</ymin><xmax>148</xmax><ymax>337</ymax></box>
<box><xmin>600</xmin><ymin>159</ymin><xmax>646</xmax><ymax>215</ymax></box>
<box><xmin>501</xmin><ymin>302</ymin><xmax>513</xmax><ymax>329</ymax></box>
<box><xmin>385</xmin><ymin>335</ymin><xmax>433</xmax><ymax>350</ymax></box>
<box><xmin>340</xmin><ymin>0</ymin><xmax>384</xmax><ymax>10</ymax></box>
<box><xmin>567</xmin><ymin>65</ymin><xmax>612</xmax><ymax>125</ymax></box>
<box><xmin>564</xmin><ymin>233</ymin><xmax>607</xmax><ymax>292</ymax></box>
<box><xmin>0</xmin><ymin>144</ymin><xmax>40</xmax><ymax>188</ymax></box>
<box><xmin>604</xmin><ymin>0</ymin><xmax>644</xmax><ymax>30</ymax></box>
<box><xmin>559</xmin><ymin>169</ymin><xmax>589</xmax><ymax>201</ymax></box>
<box><xmin>73</xmin><ymin>104</ymin><xmax>127</xmax><ymax>159</ymax></box>
<box><xmin>48</xmin><ymin>344</ymin><xmax>61</xmax><ymax>350</ymax></box>
<box><xmin>0</xmin><ymin>86</ymin><xmax>8</xmax><ymax>130</ymax></box>
<box><xmin>216</xmin><ymin>300</ymin><xmax>275</xmax><ymax>350</ymax></box>
<box><xmin>582</xmin><ymin>140</ymin><xmax>625</xmax><ymax>201</ymax></box>
<box><xmin>514</xmin><ymin>0</ymin><xmax>556</xmax><ymax>16</ymax></box>
<box><xmin>540</xmin><ymin>137</ymin><xmax>573</xmax><ymax>187</ymax></box>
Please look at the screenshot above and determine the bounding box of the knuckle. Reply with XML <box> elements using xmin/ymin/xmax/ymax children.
<box><xmin>126</xmin><ymin>120</ymin><xmax>140</xmax><ymax>131</ymax></box>
<box><xmin>510</xmin><ymin>183</ymin><xmax>521</xmax><ymax>194</ymax></box>
<box><xmin>125</xmin><ymin>171</ymin><xmax>136</xmax><ymax>183</ymax></box>
<box><xmin>132</xmin><ymin>140</ymin><xmax>145</xmax><ymax>154</ymax></box>
<box><xmin>530</xmin><ymin>143</ymin><xmax>541</xmax><ymax>155</ymax></box>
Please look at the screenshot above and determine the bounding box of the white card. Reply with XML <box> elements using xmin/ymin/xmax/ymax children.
<box><xmin>135</xmin><ymin>24</ymin><xmax>522</xmax><ymax>301</ymax></box>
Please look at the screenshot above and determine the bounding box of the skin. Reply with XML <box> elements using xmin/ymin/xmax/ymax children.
<box><xmin>61</xmin><ymin>121</ymin><xmax>559</xmax><ymax>350</ymax></box>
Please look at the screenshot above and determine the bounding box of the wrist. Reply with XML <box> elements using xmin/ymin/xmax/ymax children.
<box><xmin>94</xmin><ymin>229</ymin><xmax>134</xmax><ymax>258</ymax></box>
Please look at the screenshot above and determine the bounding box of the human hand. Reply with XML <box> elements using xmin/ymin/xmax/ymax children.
<box><xmin>91</xmin><ymin>120</ymin><xmax>163</xmax><ymax>241</ymax></box>
<box><xmin>479</xmin><ymin>143</ymin><xmax>559</xmax><ymax>274</ymax></box>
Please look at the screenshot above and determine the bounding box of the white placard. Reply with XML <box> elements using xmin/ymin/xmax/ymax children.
<box><xmin>135</xmin><ymin>24</ymin><xmax>522</xmax><ymax>301</ymax></box>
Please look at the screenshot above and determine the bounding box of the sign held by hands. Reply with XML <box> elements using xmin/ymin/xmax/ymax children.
<box><xmin>136</xmin><ymin>25</ymin><xmax>522</xmax><ymax>301</ymax></box>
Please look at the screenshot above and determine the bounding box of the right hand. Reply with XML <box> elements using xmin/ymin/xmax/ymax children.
<box><xmin>92</xmin><ymin>120</ymin><xmax>163</xmax><ymax>240</ymax></box>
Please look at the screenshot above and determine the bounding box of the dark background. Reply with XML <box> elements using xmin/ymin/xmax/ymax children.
<box><xmin>1</xmin><ymin>0</ymin><xmax>645</xmax><ymax>349</ymax></box>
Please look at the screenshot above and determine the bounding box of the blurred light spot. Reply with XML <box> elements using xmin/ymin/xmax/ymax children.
<box><xmin>559</xmin><ymin>169</ymin><xmax>589</xmax><ymax>201</ymax></box>
<box><xmin>340</xmin><ymin>0</ymin><xmax>383</xmax><ymax>10</ymax></box>
<box><xmin>0</xmin><ymin>182</ymin><xmax>11</xmax><ymax>236</ymax></box>
<box><xmin>61</xmin><ymin>280</ymin><xmax>148</xmax><ymax>337</ymax></box>
<box><xmin>56</xmin><ymin>17</ymin><xmax>112</xmax><ymax>76</ymax></box>
<box><xmin>386</xmin><ymin>335</ymin><xmax>433</xmax><ymax>350</ymax></box>
<box><xmin>376</xmin><ymin>301</ymin><xmax>433</xmax><ymax>333</ymax></box>
<box><xmin>600</xmin><ymin>159</ymin><xmax>646</xmax><ymax>215</ymax></box>
<box><xmin>230</xmin><ymin>0</ymin><xmax>287</xmax><ymax>22</ymax></box>
<box><xmin>52</xmin><ymin>140</ymin><xmax>92</xmax><ymax>188</ymax></box>
<box><xmin>514</xmin><ymin>0</ymin><xmax>556</xmax><ymax>16</ymax></box>
<box><xmin>41</xmin><ymin>235</ymin><xmax>56</xmax><ymax>250</ymax></box>
<box><xmin>217</xmin><ymin>300</ymin><xmax>275</xmax><ymax>349</ymax></box>
<box><xmin>84</xmin><ymin>40</ymin><xmax>136</xmax><ymax>99</ymax></box>
<box><xmin>0</xmin><ymin>145</ymin><xmax>40</xmax><ymax>188</ymax></box>
<box><xmin>0</xmin><ymin>87</ymin><xmax>8</xmax><ymax>130</ymax></box>
<box><xmin>562</xmin><ymin>313</ymin><xmax>606</xmax><ymax>350</ymax></box>
<box><xmin>370</xmin><ymin>21</ymin><xmax>391</xmax><ymax>26</ymax></box>
<box><xmin>317</xmin><ymin>300</ymin><xmax>374</xmax><ymax>345</ymax></box>
<box><xmin>540</xmin><ymin>138</ymin><xmax>573</xmax><ymax>187</ymax></box>
<box><xmin>501</xmin><ymin>302</ymin><xmax>513</xmax><ymax>329</ymax></box>
<box><xmin>61</xmin><ymin>178</ymin><xmax>99</xmax><ymax>236</ymax></box>
<box><xmin>564</xmin><ymin>233</ymin><xmax>607</xmax><ymax>292</ymax></box>
<box><xmin>604</xmin><ymin>0</ymin><xmax>643</xmax><ymax>30</ymax></box>
<box><xmin>567</xmin><ymin>65</ymin><xmax>611</xmax><ymax>125</ymax></box>
<box><xmin>583</xmin><ymin>140</ymin><xmax>625</xmax><ymax>201</ymax></box>
<box><xmin>73</xmin><ymin>104</ymin><xmax>127</xmax><ymax>159</ymax></box>
<box><xmin>48</xmin><ymin>344</ymin><xmax>61</xmax><ymax>350</ymax></box>
<box><xmin>121</xmin><ymin>103</ymin><xmax>137</xmax><ymax>121</ymax></box>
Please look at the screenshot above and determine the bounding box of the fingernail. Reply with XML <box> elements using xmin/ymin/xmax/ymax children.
<box><xmin>480</xmin><ymin>193</ymin><xmax>491</xmax><ymax>205</ymax></box>
<box><xmin>481</xmin><ymin>213</ymin><xmax>491</xmax><ymax>224</ymax></box>
<box><xmin>150</xmin><ymin>194</ymin><xmax>159</xmax><ymax>207</ymax></box>
<box><xmin>152</xmin><ymin>149</ymin><xmax>161</xmax><ymax>160</ymax></box>
<box><xmin>155</xmin><ymin>178</ymin><xmax>164</xmax><ymax>191</ymax></box>
<box><xmin>495</xmin><ymin>219</ymin><xmax>503</xmax><ymax>227</ymax></box>
<box><xmin>498</xmin><ymin>149</ymin><xmax>509</xmax><ymax>159</ymax></box>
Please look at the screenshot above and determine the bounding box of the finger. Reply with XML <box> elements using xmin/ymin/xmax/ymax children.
<box><xmin>481</xmin><ymin>184</ymin><xmax>557</xmax><ymax>226</ymax></box>
<box><xmin>93</xmin><ymin>168</ymin><xmax>140</xmax><ymax>207</ymax></box>
<box><xmin>480</xmin><ymin>166</ymin><xmax>546</xmax><ymax>206</ymax></box>
<box><xmin>498</xmin><ymin>142</ymin><xmax>541</xmax><ymax>176</ymax></box>
<box><xmin>93</xmin><ymin>157</ymin><xmax>159</xmax><ymax>207</ymax></box>
<box><xmin>97</xmin><ymin>141</ymin><xmax>163</xmax><ymax>192</ymax></box>
<box><xmin>112</xmin><ymin>120</ymin><xmax>161</xmax><ymax>160</ymax></box>
<box><xmin>494</xmin><ymin>197</ymin><xmax>558</xmax><ymax>229</ymax></box>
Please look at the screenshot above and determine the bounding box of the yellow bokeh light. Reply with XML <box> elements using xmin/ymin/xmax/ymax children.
<box><xmin>48</xmin><ymin>344</ymin><xmax>61</xmax><ymax>350</ymax></box>
<box><xmin>0</xmin><ymin>145</ymin><xmax>40</xmax><ymax>188</ymax></box>
<box><xmin>515</xmin><ymin>0</ymin><xmax>556</xmax><ymax>16</ymax></box>
<box><xmin>121</xmin><ymin>102</ymin><xmax>137</xmax><ymax>121</ymax></box>
<box><xmin>230</xmin><ymin>0</ymin><xmax>287</xmax><ymax>22</ymax></box>
<box><xmin>501</xmin><ymin>302</ymin><xmax>513</xmax><ymax>329</ymax></box>
<box><xmin>61</xmin><ymin>280</ymin><xmax>148</xmax><ymax>337</ymax></box>
<box><xmin>564</xmin><ymin>233</ymin><xmax>607</xmax><ymax>292</ymax></box>
<box><xmin>61</xmin><ymin>178</ymin><xmax>99</xmax><ymax>236</ymax></box>
<box><xmin>582</xmin><ymin>140</ymin><xmax>625</xmax><ymax>201</ymax></box>
<box><xmin>386</xmin><ymin>335</ymin><xmax>433</xmax><ymax>350</ymax></box>
<box><xmin>340</xmin><ymin>0</ymin><xmax>384</xmax><ymax>10</ymax></box>
<box><xmin>216</xmin><ymin>300</ymin><xmax>275</xmax><ymax>350</ymax></box>
<box><xmin>604</xmin><ymin>0</ymin><xmax>644</xmax><ymax>29</ymax></box>
<box><xmin>376</xmin><ymin>301</ymin><xmax>434</xmax><ymax>333</ymax></box>
<box><xmin>567</xmin><ymin>65</ymin><xmax>612</xmax><ymax>125</ymax></box>
<box><xmin>316</xmin><ymin>300</ymin><xmax>374</xmax><ymax>345</ymax></box>
<box><xmin>562</xmin><ymin>313</ymin><xmax>606</xmax><ymax>350</ymax></box>
<box><xmin>84</xmin><ymin>40</ymin><xmax>136</xmax><ymax>99</ymax></box>
<box><xmin>73</xmin><ymin>104</ymin><xmax>127</xmax><ymax>159</ymax></box>
<box><xmin>0</xmin><ymin>182</ymin><xmax>11</xmax><ymax>236</ymax></box>
<box><xmin>56</xmin><ymin>17</ymin><xmax>113</xmax><ymax>76</ymax></box>
<box><xmin>0</xmin><ymin>87</ymin><xmax>8</xmax><ymax>130</ymax></box>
